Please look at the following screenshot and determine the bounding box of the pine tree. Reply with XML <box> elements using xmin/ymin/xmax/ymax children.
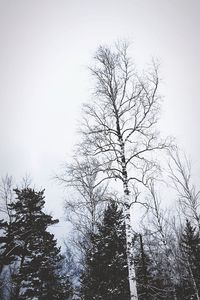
<box><xmin>0</xmin><ymin>218</ymin><xmax>21</xmax><ymax>299</ymax></box>
<box><xmin>135</xmin><ymin>232</ymin><xmax>177</xmax><ymax>300</ymax></box>
<box><xmin>134</xmin><ymin>234</ymin><xmax>155</xmax><ymax>300</ymax></box>
<box><xmin>81</xmin><ymin>201</ymin><xmax>130</xmax><ymax>300</ymax></box>
<box><xmin>0</xmin><ymin>218</ymin><xmax>20</xmax><ymax>273</ymax></box>
<box><xmin>179</xmin><ymin>220</ymin><xmax>200</xmax><ymax>300</ymax></box>
<box><xmin>7</xmin><ymin>187</ymin><xmax>72</xmax><ymax>300</ymax></box>
<box><xmin>0</xmin><ymin>219</ymin><xmax>10</xmax><ymax>298</ymax></box>
<box><xmin>0</xmin><ymin>219</ymin><xmax>9</xmax><ymax>273</ymax></box>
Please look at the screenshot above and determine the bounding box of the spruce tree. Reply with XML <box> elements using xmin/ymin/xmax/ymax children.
<box><xmin>81</xmin><ymin>201</ymin><xmax>130</xmax><ymax>300</ymax></box>
<box><xmin>0</xmin><ymin>219</ymin><xmax>9</xmax><ymax>273</ymax></box>
<box><xmin>0</xmin><ymin>217</ymin><xmax>20</xmax><ymax>273</ymax></box>
<box><xmin>134</xmin><ymin>233</ymin><xmax>174</xmax><ymax>300</ymax></box>
<box><xmin>179</xmin><ymin>220</ymin><xmax>200</xmax><ymax>300</ymax></box>
<box><xmin>0</xmin><ymin>219</ymin><xmax>10</xmax><ymax>298</ymax></box>
<box><xmin>0</xmin><ymin>217</ymin><xmax>21</xmax><ymax>299</ymax></box>
<box><xmin>134</xmin><ymin>234</ymin><xmax>155</xmax><ymax>300</ymax></box>
<box><xmin>7</xmin><ymin>187</ymin><xmax>71</xmax><ymax>300</ymax></box>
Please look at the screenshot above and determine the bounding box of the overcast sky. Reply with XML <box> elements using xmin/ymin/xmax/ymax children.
<box><xmin>0</xmin><ymin>0</ymin><xmax>200</xmax><ymax>242</ymax></box>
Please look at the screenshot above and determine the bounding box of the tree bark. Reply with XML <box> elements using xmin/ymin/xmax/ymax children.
<box><xmin>119</xmin><ymin>130</ymin><xmax>138</xmax><ymax>299</ymax></box>
<box><xmin>124</xmin><ymin>196</ymin><xmax>138</xmax><ymax>300</ymax></box>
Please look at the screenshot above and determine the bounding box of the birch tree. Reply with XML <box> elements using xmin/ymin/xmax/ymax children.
<box><xmin>78</xmin><ymin>42</ymin><xmax>170</xmax><ymax>300</ymax></box>
<box><xmin>0</xmin><ymin>175</ymin><xmax>14</xmax><ymax>224</ymax></box>
<box><xmin>169</xmin><ymin>148</ymin><xmax>200</xmax><ymax>230</ymax></box>
<box><xmin>57</xmin><ymin>155</ymin><xmax>110</xmax><ymax>280</ymax></box>
<box><xmin>60</xmin><ymin>157</ymin><xmax>107</xmax><ymax>236</ymax></box>
<box><xmin>145</xmin><ymin>182</ymin><xmax>179</xmax><ymax>299</ymax></box>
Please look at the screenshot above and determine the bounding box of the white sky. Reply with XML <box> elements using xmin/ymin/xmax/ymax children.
<box><xmin>0</xmin><ymin>0</ymin><xmax>200</xmax><ymax>242</ymax></box>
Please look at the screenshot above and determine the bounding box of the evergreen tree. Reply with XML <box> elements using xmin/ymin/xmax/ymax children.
<box><xmin>7</xmin><ymin>187</ymin><xmax>71</xmax><ymax>300</ymax></box>
<box><xmin>0</xmin><ymin>219</ymin><xmax>9</xmax><ymax>273</ymax></box>
<box><xmin>0</xmin><ymin>217</ymin><xmax>20</xmax><ymax>273</ymax></box>
<box><xmin>134</xmin><ymin>233</ymin><xmax>175</xmax><ymax>300</ymax></box>
<box><xmin>0</xmin><ymin>219</ymin><xmax>9</xmax><ymax>299</ymax></box>
<box><xmin>81</xmin><ymin>201</ymin><xmax>130</xmax><ymax>300</ymax></box>
<box><xmin>0</xmin><ymin>218</ymin><xmax>21</xmax><ymax>299</ymax></box>
<box><xmin>134</xmin><ymin>234</ymin><xmax>155</xmax><ymax>300</ymax></box>
<box><xmin>179</xmin><ymin>220</ymin><xmax>200</xmax><ymax>300</ymax></box>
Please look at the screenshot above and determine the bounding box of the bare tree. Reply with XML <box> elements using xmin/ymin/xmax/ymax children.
<box><xmin>0</xmin><ymin>175</ymin><xmax>32</xmax><ymax>220</ymax></box>
<box><xmin>57</xmin><ymin>156</ymin><xmax>110</xmax><ymax>269</ymax></box>
<box><xmin>0</xmin><ymin>175</ymin><xmax>14</xmax><ymax>224</ymax></box>
<box><xmin>63</xmin><ymin>157</ymin><xmax>107</xmax><ymax>233</ymax></box>
<box><xmin>78</xmin><ymin>41</ymin><xmax>170</xmax><ymax>299</ymax></box>
<box><xmin>169</xmin><ymin>148</ymin><xmax>200</xmax><ymax>229</ymax></box>
<box><xmin>145</xmin><ymin>181</ymin><xmax>179</xmax><ymax>299</ymax></box>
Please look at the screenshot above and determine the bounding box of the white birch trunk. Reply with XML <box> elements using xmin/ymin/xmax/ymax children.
<box><xmin>120</xmin><ymin>138</ymin><xmax>138</xmax><ymax>300</ymax></box>
<box><xmin>124</xmin><ymin>193</ymin><xmax>138</xmax><ymax>300</ymax></box>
